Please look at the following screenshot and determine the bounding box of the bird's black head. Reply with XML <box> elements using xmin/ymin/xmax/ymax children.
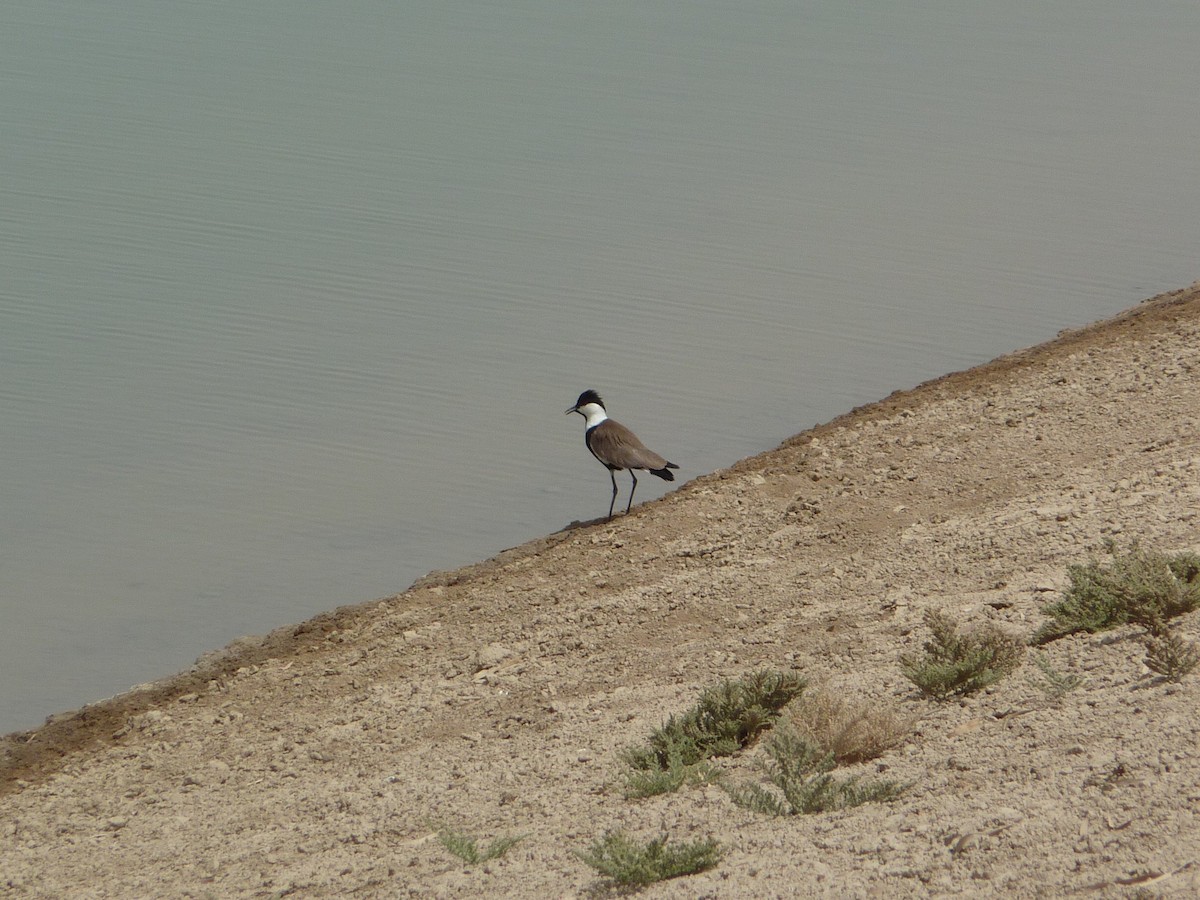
<box><xmin>573</xmin><ymin>389</ymin><xmax>604</xmax><ymax>410</ymax></box>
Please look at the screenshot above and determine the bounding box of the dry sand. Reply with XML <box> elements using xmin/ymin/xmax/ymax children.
<box><xmin>3</xmin><ymin>283</ymin><xmax>1200</xmax><ymax>898</ymax></box>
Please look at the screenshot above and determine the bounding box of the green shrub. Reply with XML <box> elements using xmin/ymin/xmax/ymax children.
<box><xmin>724</xmin><ymin>725</ymin><xmax>907</xmax><ymax>816</ymax></box>
<box><xmin>901</xmin><ymin>609</ymin><xmax>1024</xmax><ymax>699</ymax></box>
<box><xmin>436</xmin><ymin>827</ymin><xmax>524</xmax><ymax>865</ymax></box>
<box><xmin>1025</xmin><ymin>652</ymin><xmax>1084</xmax><ymax>701</ymax></box>
<box><xmin>621</xmin><ymin>670</ymin><xmax>805</xmax><ymax>797</ymax></box>
<box><xmin>577</xmin><ymin>830</ymin><xmax>720</xmax><ymax>886</ymax></box>
<box><xmin>1144</xmin><ymin>631</ymin><xmax>1200</xmax><ymax>683</ymax></box>
<box><xmin>1034</xmin><ymin>543</ymin><xmax>1200</xmax><ymax>644</ymax></box>
<box><xmin>621</xmin><ymin>744</ymin><xmax>720</xmax><ymax>799</ymax></box>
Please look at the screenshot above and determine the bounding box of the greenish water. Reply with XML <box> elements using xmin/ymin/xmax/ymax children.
<box><xmin>2</xmin><ymin>1</ymin><xmax>1198</xmax><ymax>732</ymax></box>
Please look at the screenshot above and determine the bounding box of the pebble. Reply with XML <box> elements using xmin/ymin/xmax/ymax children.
<box><xmin>473</xmin><ymin>643</ymin><xmax>514</xmax><ymax>671</ymax></box>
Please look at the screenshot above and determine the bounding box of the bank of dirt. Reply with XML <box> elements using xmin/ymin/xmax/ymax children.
<box><xmin>3</xmin><ymin>284</ymin><xmax>1199</xmax><ymax>898</ymax></box>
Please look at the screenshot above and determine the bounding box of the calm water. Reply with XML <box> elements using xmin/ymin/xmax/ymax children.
<box><xmin>2</xmin><ymin>1</ymin><xmax>1198</xmax><ymax>733</ymax></box>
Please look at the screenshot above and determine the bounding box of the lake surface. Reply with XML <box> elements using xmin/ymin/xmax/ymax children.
<box><xmin>2</xmin><ymin>1</ymin><xmax>1198</xmax><ymax>734</ymax></box>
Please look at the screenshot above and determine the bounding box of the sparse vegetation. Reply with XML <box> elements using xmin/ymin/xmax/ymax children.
<box><xmin>577</xmin><ymin>830</ymin><xmax>721</xmax><ymax>886</ymax></box>
<box><xmin>900</xmin><ymin>609</ymin><xmax>1025</xmax><ymax>699</ymax></box>
<box><xmin>1026</xmin><ymin>652</ymin><xmax>1084</xmax><ymax>701</ymax></box>
<box><xmin>1143</xmin><ymin>630</ymin><xmax>1200</xmax><ymax>683</ymax></box>
<box><xmin>724</xmin><ymin>725</ymin><xmax>907</xmax><ymax>816</ymax></box>
<box><xmin>620</xmin><ymin>670</ymin><xmax>805</xmax><ymax>797</ymax></box>
<box><xmin>621</xmin><ymin>745</ymin><xmax>720</xmax><ymax>799</ymax></box>
<box><xmin>784</xmin><ymin>688</ymin><xmax>913</xmax><ymax>764</ymax></box>
<box><xmin>1083</xmin><ymin>761</ymin><xmax>1130</xmax><ymax>794</ymax></box>
<box><xmin>436</xmin><ymin>827</ymin><xmax>524</xmax><ymax>865</ymax></box>
<box><xmin>1033</xmin><ymin>542</ymin><xmax>1200</xmax><ymax>644</ymax></box>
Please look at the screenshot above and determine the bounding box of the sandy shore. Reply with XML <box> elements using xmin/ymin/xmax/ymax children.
<box><xmin>3</xmin><ymin>283</ymin><xmax>1199</xmax><ymax>898</ymax></box>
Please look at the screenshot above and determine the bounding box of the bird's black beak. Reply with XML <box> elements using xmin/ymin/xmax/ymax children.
<box><xmin>565</xmin><ymin>405</ymin><xmax>579</xmax><ymax>415</ymax></box>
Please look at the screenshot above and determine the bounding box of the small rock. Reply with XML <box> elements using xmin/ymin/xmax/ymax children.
<box><xmin>950</xmin><ymin>832</ymin><xmax>982</xmax><ymax>854</ymax></box>
<box><xmin>473</xmin><ymin>643</ymin><xmax>513</xmax><ymax>672</ymax></box>
<box><xmin>948</xmin><ymin>719</ymin><xmax>983</xmax><ymax>738</ymax></box>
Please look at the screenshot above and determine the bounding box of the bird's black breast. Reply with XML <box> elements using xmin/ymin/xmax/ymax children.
<box><xmin>584</xmin><ymin>424</ymin><xmax>616</xmax><ymax>469</ymax></box>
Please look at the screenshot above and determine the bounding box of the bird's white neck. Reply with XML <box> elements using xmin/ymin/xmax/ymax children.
<box><xmin>577</xmin><ymin>402</ymin><xmax>608</xmax><ymax>429</ymax></box>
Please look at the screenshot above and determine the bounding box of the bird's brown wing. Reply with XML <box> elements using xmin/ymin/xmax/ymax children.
<box><xmin>590</xmin><ymin>419</ymin><xmax>671</xmax><ymax>471</ymax></box>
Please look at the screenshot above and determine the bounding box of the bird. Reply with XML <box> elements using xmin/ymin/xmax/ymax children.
<box><xmin>566</xmin><ymin>389</ymin><xmax>679</xmax><ymax>520</ymax></box>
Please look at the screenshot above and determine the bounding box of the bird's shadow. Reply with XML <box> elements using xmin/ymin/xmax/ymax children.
<box><xmin>557</xmin><ymin>504</ymin><xmax>656</xmax><ymax>534</ymax></box>
<box><xmin>559</xmin><ymin>515</ymin><xmax>615</xmax><ymax>532</ymax></box>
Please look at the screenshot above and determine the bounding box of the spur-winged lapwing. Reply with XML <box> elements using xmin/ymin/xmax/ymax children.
<box><xmin>566</xmin><ymin>389</ymin><xmax>679</xmax><ymax>519</ymax></box>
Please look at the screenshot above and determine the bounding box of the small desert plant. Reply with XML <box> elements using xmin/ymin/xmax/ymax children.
<box><xmin>1143</xmin><ymin>631</ymin><xmax>1200</xmax><ymax>683</ymax></box>
<box><xmin>1033</xmin><ymin>543</ymin><xmax>1200</xmax><ymax>644</ymax></box>
<box><xmin>724</xmin><ymin>725</ymin><xmax>907</xmax><ymax>816</ymax></box>
<box><xmin>621</xmin><ymin>669</ymin><xmax>805</xmax><ymax>797</ymax></box>
<box><xmin>784</xmin><ymin>689</ymin><xmax>914</xmax><ymax>764</ymax></box>
<box><xmin>1025</xmin><ymin>652</ymin><xmax>1084</xmax><ymax>701</ymax></box>
<box><xmin>621</xmin><ymin>742</ymin><xmax>720</xmax><ymax>799</ymax></box>
<box><xmin>901</xmin><ymin>609</ymin><xmax>1025</xmax><ymax>699</ymax></box>
<box><xmin>436</xmin><ymin>827</ymin><xmax>524</xmax><ymax>865</ymax></box>
<box><xmin>577</xmin><ymin>830</ymin><xmax>721</xmax><ymax>886</ymax></box>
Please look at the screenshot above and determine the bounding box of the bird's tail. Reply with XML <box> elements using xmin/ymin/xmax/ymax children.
<box><xmin>650</xmin><ymin>463</ymin><xmax>679</xmax><ymax>481</ymax></box>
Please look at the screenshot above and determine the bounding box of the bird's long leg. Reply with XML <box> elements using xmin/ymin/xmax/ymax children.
<box><xmin>627</xmin><ymin>471</ymin><xmax>638</xmax><ymax>514</ymax></box>
<box><xmin>608</xmin><ymin>469</ymin><xmax>619</xmax><ymax>520</ymax></box>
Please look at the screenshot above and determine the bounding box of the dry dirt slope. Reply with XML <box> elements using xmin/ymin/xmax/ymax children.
<box><xmin>3</xmin><ymin>283</ymin><xmax>1200</xmax><ymax>898</ymax></box>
